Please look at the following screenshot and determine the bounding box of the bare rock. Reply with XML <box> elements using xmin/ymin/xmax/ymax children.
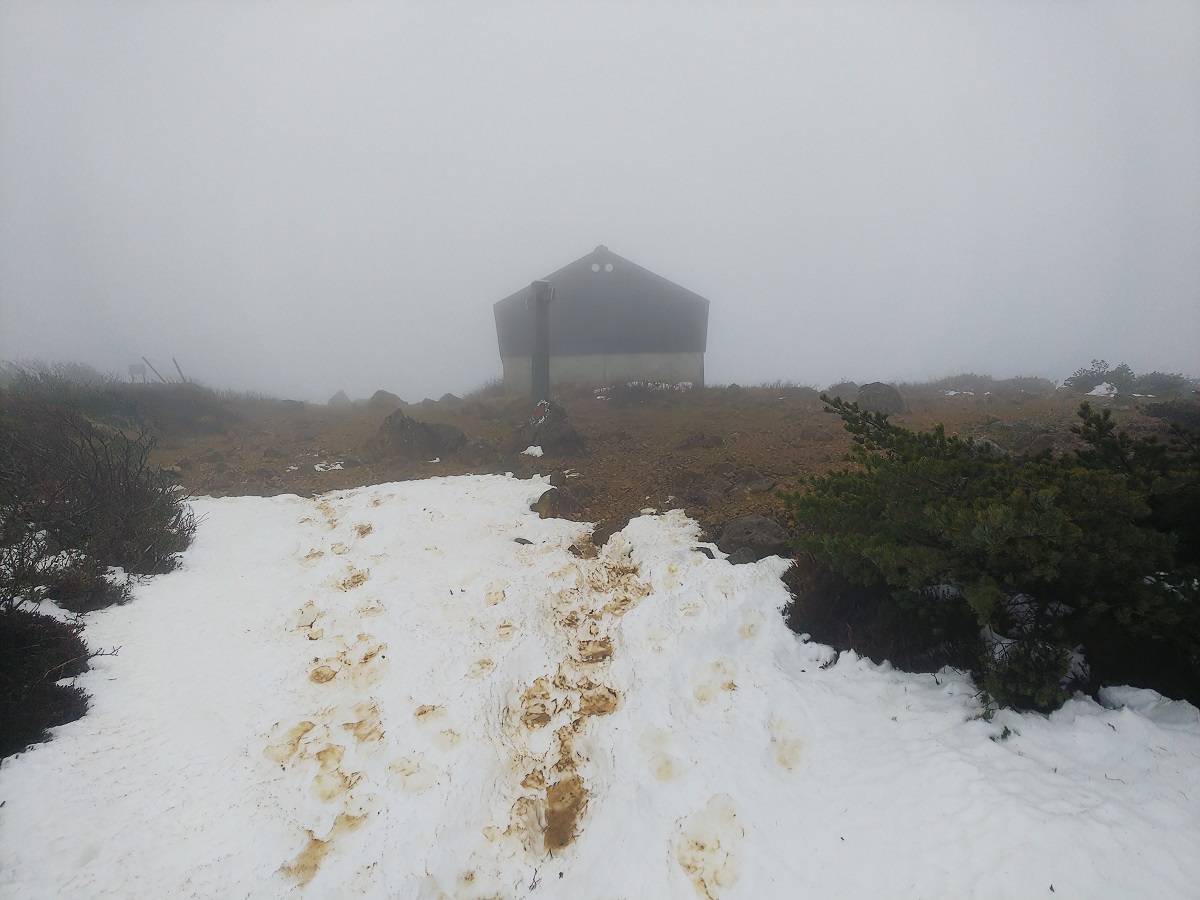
<box><xmin>511</xmin><ymin>400</ymin><xmax>586</xmax><ymax>456</ymax></box>
<box><xmin>531</xmin><ymin>487</ymin><xmax>580</xmax><ymax>519</ymax></box>
<box><xmin>367</xmin><ymin>389</ymin><xmax>406</xmax><ymax>411</ymax></box>
<box><xmin>591</xmin><ymin>514</ymin><xmax>631</xmax><ymax>547</ymax></box>
<box><xmin>328</xmin><ymin>389</ymin><xmax>352</xmax><ymax>407</ymax></box>
<box><xmin>717</xmin><ymin>514</ymin><xmax>790</xmax><ymax>562</ymax></box>
<box><xmin>734</xmin><ymin>469</ymin><xmax>777</xmax><ymax>494</ymax></box>
<box><xmin>373</xmin><ymin>409</ymin><xmax>466</xmax><ymax>460</ymax></box>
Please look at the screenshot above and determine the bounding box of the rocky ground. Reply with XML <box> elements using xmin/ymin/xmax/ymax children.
<box><xmin>149</xmin><ymin>384</ymin><xmax>1174</xmax><ymax>551</ymax></box>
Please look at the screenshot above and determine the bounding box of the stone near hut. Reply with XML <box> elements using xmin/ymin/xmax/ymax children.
<box><xmin>511</xmin><ymin>400</ymin><xmax>586</xmax><ymax>457</ymax></box>
<box><xmin>373</xmin><ymin>409</ymin><xmax>466</xmax><ymax>460</ymax></box>
<box><xmin>367</xmin><ymin>389</ymin><xmax>405</xmax><ymax>411</ymax></box>
<box><xmin>531</xmin><ymin>487</ymin><xmax>580</xmax><ymax>519</ymax></box>
<box><xmin>855</xmin><ymin>382</ymin><xmax>905</xmax><ymax>415</ymax></box>
<box><xmin>328</xmin><ymin>389</ymin><xmax>352</xmax><ymax>407</ymax></box>
<box><xmin>717</xmin><ymin>514</ymin><xmax>790</xmax><ymax>562</ymax></box>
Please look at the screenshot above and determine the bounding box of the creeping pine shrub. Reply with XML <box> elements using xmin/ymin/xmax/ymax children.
<box><xmin>783</xmin><ymin>396</ymin><xmax>1199</xmax><ymax>711</ymax></box>
<box><xmin>1063</xmin><ymin>359</ymin><xmax>1135</xmax><ymax>394</ymax></box>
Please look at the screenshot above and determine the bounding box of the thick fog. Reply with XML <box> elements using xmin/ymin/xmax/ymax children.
<box><xmin>2</xmin><ymin>2</ymin><xmax>1198</xmax><ymax>401</ymax></box>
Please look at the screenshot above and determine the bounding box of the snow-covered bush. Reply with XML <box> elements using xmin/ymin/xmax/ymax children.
<box><xmin>784</xmin><ymin>396</ymin><xmax>1199</xmax><ymax>711</ymax></box>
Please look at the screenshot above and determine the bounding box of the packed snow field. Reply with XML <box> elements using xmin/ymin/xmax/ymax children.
<box><xmin>2</xmin><ymin>475</ymin><xmax>1198</xmax><ymax>899</ymax></box>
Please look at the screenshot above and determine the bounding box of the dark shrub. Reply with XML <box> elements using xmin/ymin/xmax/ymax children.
<box><xmin>784</xmin><ymin>557</ymin><xmax>981</xmax><ymax>674</ymax></box>
<box><xmin>1063</xmin><ymin>359</ymin><xmax>1141</xmax><ymax>395</ymax></box>
<box><xmin>1143</xmin><ymin>399</ymin><xmax>1200</xmax><ymax>432</ymax></box>
<box><xmin>783</xmin><ymin>396</ymin><xmax>1199</xmax><ymax>711</ymax></box>
<box><xmin>0</xmin><ymin>608</ymin><xmax>92</xmax><ymax>758</ymax></box>
<box><xmin>1133</xmin><ymin>371</ymin><xmax>1193</xmax><ymax>398</ymax></box>
<box><xmin>41</xmin><ymin>554</ymin><xmax>132</xmax><ymax>614</ymax></box>
<box><xmin>0</xmin><ymin>397</ymin><xmax>195</xmax><ymax>575</ymax></box>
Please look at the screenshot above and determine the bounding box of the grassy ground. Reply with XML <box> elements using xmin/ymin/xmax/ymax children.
<box><xmin>148</xmin><ymin>384</ymin><xmax>1175</xmax><ymax>540</ymax></box>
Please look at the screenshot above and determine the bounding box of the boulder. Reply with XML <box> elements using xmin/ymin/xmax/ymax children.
<box><xmin>531</xmin><ymin>487</ymin><xmax>580</xmax><ymax>519</ymax></box>
<box><xmin>373</xmin><ymin>409</ymin><xmax>466</xmax><ymax>460</ymax></box>
<box><xmin>328</xmin><ymin>389</ymin><xmax>352</xmax><ymax>407</ymax></box>
<box><xmin>733</xmin><ymin>469</ymin><xmax>777</xmax><ymax>494</ymax></box>
<box><xmin>367</xmin><ymin>389</ymin><xmax>406</xmax><ymax>411</ymax></box>
<box><xmin>717</xmin><ymin>515</ymin><xmax>790</xmax><ymax>562</ymax></box>
<box><xmin>726</xmin><ymin>547</ymin><xmax>758</xmax><ymax>566</ymax></box>
<box><xmin>511</xmin><ymin>400</ymin><xmax>586</xmax><ymax>456</ymax></box>
<box><xmin>591</xmin><ymin>514</ymin><xmax>631</xmax><ymax>548</ymax></box>
<box><xmin>855</xmin><ymin>382</ymin><xmax>905</xmax><ymax>415</ymax></box>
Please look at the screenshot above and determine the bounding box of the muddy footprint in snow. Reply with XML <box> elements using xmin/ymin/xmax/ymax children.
<box><xmin>674</xmin><ymin>795</ymin><xmax>744</xmax><ymax>899</ymax></box>
<box><xmin>280</xmin><ymin>811</ymin><xmax>366</xmax><ymax>885</ymax></box>
<box><xmin>337</xmin><ymin>566</ymin><xmax>368</xmax><ymax>589</ymax></box>
<box><xmin>692</xmin><ymin>659</ymin><xmax>737</xmax><ymax>706</ymax></box>
<box><xmin>769</xmin><ymin>718</ymin><xmax>803</xmax><ymax>771</ymax></box>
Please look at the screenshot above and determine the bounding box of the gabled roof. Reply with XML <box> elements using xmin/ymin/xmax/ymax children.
<box><xmin>493</xmin><ymin>245</ymin><xmax>710</xmax><ymax>357</ymax></box>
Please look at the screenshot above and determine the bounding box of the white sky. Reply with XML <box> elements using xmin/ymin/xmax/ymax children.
<box><xmin>2</xmin><ymin>1</ymin><xmax>1198</xmax><ymax>400</ymax></box>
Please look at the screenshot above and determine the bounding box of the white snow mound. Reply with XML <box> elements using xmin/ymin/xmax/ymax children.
<box><xmin>1088</xmin><ymin>382</ymin><xmax>1118</xmax><ymax>397</ymax></box>
<box><xmin>521</xmin><ymin>445</ymin><xmax>544</xmax><ymax>457</ymax></box>
<box><xmin>1</xmin><ymin>475</ymin><xmax>1198</xmax><ymax>898</ymax></box>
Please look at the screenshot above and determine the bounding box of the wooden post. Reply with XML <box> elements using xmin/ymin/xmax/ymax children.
<box><xmin>172</xmin><ymin>357</ymin><xmax>188</xmax><ymax>383</ymax></box>
<box><xmin>142</xmin><ymin>356</ymin><xmax>170</xmax><ymax>384</ymax></box>
<box><xmin>528</xmin><ymin>280</ymin><xmax>553</xmax><ymax>403</ymax></box>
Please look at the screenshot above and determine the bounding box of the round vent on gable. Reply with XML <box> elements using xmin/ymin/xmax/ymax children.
<box><xmin>591</xmin><ymin>263</ymin><xmax>601</xmax><ymax>272</ymax></box>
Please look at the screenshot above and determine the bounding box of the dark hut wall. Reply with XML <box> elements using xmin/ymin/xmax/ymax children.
<box><xmin>493</xmin><ymin>246</ymin><xmax>709</xmax><ymax>390</ymax></box>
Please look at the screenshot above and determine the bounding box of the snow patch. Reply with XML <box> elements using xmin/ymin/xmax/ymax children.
<box><xmin>2</xmin><ymin>477</ymin><xmax>1197</xmax><ymax>898</ymax></box>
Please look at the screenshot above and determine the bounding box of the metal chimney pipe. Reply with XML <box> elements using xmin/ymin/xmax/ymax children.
<box><xmin>529</xmin><ymin>280</ymin><xmax>553</xmax><ymax>402</ymax></box>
